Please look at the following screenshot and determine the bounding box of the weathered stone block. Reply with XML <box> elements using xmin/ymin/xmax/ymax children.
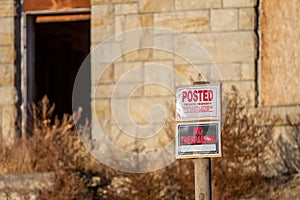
<box><xmin>223</xmin><ymin>0</ymin><xmax>257</xmax><ymax>8</ymax></box>
<box><xmin>114</xmin><ymin>3</ymin><xmax>138</xmax><ymax>15</ymax></box>
<box><xmin>175</xmin><ymin>0</ymin><xmax>221</xmax><ymax>10</ymax></box>
<box><xmin>190</xmin><ymin>32</ymin><xmax>257</xmax><ymax>63</ymax></box>
<box><xmin>91</xmin><ymin>63</ymin><xmax>114</xmax><ymax>86</ymax></box>
<box><xmin>98</xmin><ymin>64</ymin><xmax>114</xmax><ymax>84</ymax></box>
<box><xmin>91</xmin><ymin>4</ymin><xmax>113</xmax><ymax>27</ymax></box>
<box><xmin>0</xmin><ymin>1</ymin><xmax>15</xmax><ymax>17</ymax></box>
<box><xmin>91</xmin><ymin>42</ymin><xmax>123</xmax><ymax>66</ymax></box>
<box><xmin>216</xmin><ymin>63</ymin><xmax>240</xmax><ymax>80</ymax></box>
<box><xmin>239</xmin><ymin>8</ymin><xmax>256</xmax><ymax>30</ymax></box>
<box><xmin>260</xmin><ymin>0</ymin><xmax>300</xmax><ymax>106</ymax></box>
<box><xmin>93</xmin><ymin>84</ymin><xmax>114</xmax><ymax>98</ymax></box>
<box><xmin>174</xmin><ymin>54</ymin><xmax>190</xmax><ymax>66</ymax></box>
<box><xmin>95</xmin><ymin>82</ymin><xmax>143</xmax><ymax>99</ymax></box>
<box><xmin>139</xmin><ymin>0</ymin><xmax>173</xmax><ymax>13</ymax></box>
<box><xmin>152</xmin><ymin>31</ymin><xmax>175</xmax><ymax>59</ymax></box>
<box><xmin>0</xmin><ymin>18</ymin><xmax>14</xmax><ymax>45</ymax></box>
<box><xmin>125</xmin><ymin>49</ymin><xmax>152</xmax><ymax>61</ymax></box>
<box><xmin>0</xmin><ymin>64</ymin><xmax>15</xmax><ymax>86</ymax></box>
<box><xmin>144</xmin><ymin>60</ymin><xmax>173</xmax><ymax>67</ymax></box>
<box><xmin>129</xmin><ymin>96</ymin><xmax>174</xmax><ymax>124</ymax></box>
<box><xmin>92</xmin><ymin>104</ymin><xmax>110</xmax><ymax>138</ymax></box>
<box><xmin>91</xmin><ymin>26</ymin><xmax>114</xmax><ymax>44</ymax></box>
<box><xmin>125</xmin><ymin>14</ymin><xmax>153</xmax><ymax>30</ymax></box>
<box><xmin>0</xmin><ymin>173</ymin><xmax>54</xmax><ymax>199</ymax></box>
<box><xmin>115</xmin><ymin>15</ymin><xmax>126</xmax><ymax>35</ymax></box>
<box><xmin>175</xmin><ymin>64</ymin><xmax>211</xmax><ymax>86</ymax></box>
<box><xmin>143</xmin><ymin>84</ymin><xmax>173</xmax><ymax>97</ymax></box>
<box><xmin>91</xmin><ymin>63</ymin><xmax>103</xmax><ymax>86</ymax></box>
<box><xmin>91</xmin><ymin>4</ymin><xmax>113</xmax><ymax>43</ymax></box>
<box><xmin>0</xmin><ymin>45</ymin><xmax>15</xmax><ymax>63</ymax></box>
<box><xmin>124</xmin><ymin>29</ymin><xmax>153</xmax><ymax>60</ymax></box>
<box><xmin>241</xmin><ymin>62</ymin><xmax>255</xmax><ymax>80</ymax></box>
<box><xmin>144</xmin><ymin>62</ymin><xmax>175</xmax><ymax>94</ymax></box>
<box><xmin>153</xmin><ymin>35</ymin><xmax>174</xmax><ymax>60</ymax></box>
<box><xmin>155</xmin><ymin>11</ymin><xmax>209</xmax><ymax>32</ymax></box>
<box><xmin>175</xmin><ymin>36</ymin><xmax>213</xmax><ymax>64</ymax></box>
<box><xmin>114</xmin><ymin>62</ymin><xmax>143</xmax><ymax>82</ymax></box>
<box><xmin>0</xmin><ymin>86</ymin><xmax>17</xmax><ymax>105</ymax></box>
<box><xmin>93</xmin><ymin>99</ymin><xmax>111</xmax><ymax>118</ymax></box>
<box><xmin>1</xmin><ymin>105</ymin><xmax>17</xmax><ymax>143</ymax></box>
<box><xmin>109</xmin><ymin>98</ymin><xmax>138</xmax><ymax>125</ymax></box>
<box><xmin>153</xmin><ymin>49</ymin><xmax>173</xmax><ymax>60</ymax></box>
<box><xmin>211</xmin><ymin>9</ymin><xmax>238</xmax><ymax>31</ymax></box>
<box><xmin>0</xmin><ymin>32</ymin><xmax>14</xmax><ymax>46</ymax></box>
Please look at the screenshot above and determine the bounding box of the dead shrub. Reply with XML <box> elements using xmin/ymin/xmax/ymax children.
<box><xmin>0</xmin><ymin>96</ymin><xmax>96</xmax><ymax>199</ymax></box>
<box><xmin>212</xmin><ymin>86</ymin><xmax>277</xmax><ymax>199</ymax></box>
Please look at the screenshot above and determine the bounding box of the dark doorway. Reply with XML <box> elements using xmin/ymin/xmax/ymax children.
<box><xmin>34</xmin><ymin>19</ymin><xmax>90</xmax><ymax>119</ymax></box>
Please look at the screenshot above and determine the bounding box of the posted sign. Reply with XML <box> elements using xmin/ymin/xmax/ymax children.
<box><xmin>176</xmin><ymin>122</ymin><xmax>221</xmax><ymax>158</ymax></box>
<box><xmin>175</xmin><ymin>83</ymin><xmax>222</xmax><ymax>158</ymax></box>
<box><xmin>176</xmin><ymin>84</ymin><xmax>221</xmax><ymax>121</ymax></box>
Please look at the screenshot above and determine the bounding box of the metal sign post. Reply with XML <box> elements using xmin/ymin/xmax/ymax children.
<box><xmin>175</xmin><ymin>82</ymin><xmax>222</xmax><ymax>200</ymax></box>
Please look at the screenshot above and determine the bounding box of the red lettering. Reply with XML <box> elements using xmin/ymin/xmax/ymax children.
<box><xmin>193</xmin><ymin>126</ymin><xmax>203</xmax><ymax>135</ymax></box>
<box><xmin>181</xmin><ymin>89</ymin><xmax>214</xmax><ymax>102</ymax></box>
<box><xmin>181</xmin><ymin>135</ymin><xmax>216</xmax><ymax>145</ymax></box>
<box><xmin>187</xmin><ymin>91</ymin><xmax>192</xmax><ymax>102</ymax></box>
<box><xmin>181</xmin><ymin>136</ymin><xmax>198</xmax><ymax>144</ymax></box>
<box><xmin>203</xmin><ymin>90</ymin><xmax>208</xmax><ymax>101</ymax></box>
<box><xmin>209</xmin><ymin>90</ymin><xmax>213</xmax><ymax>101</ymax></box>
<box><xmin>193</xmin><ymin>90</ymin><xmax>198</xmax><ymax>102</ymax></box>
<box><xmin>182</xmin><ymin>91</ymin><xmax>187</xmax><ymax>102</ymax></box>
<box><xmin>198</xmin><ymin>90</ymin><xmax>203</xmax><ymax>101</ymax></box>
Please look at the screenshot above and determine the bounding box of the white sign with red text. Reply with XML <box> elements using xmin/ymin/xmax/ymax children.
<box><xmin>176</xmin><ymin>84</ymin><xmax>221</xmax><ymax>121</ymax></box>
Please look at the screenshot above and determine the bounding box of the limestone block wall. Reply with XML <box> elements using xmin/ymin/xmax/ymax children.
<box><xmin>0</xmin><ymin>0</ymin><xmax>18</xmax><ymax>143</ymax></box>
<box><xmin>260</xmin><ymin>0</ymin><xmax>300</xmax><ymax>140</ymax></box>
<box><xmin>90</xmin><ymin>0</ymin><xmax>258</xmax><ymax>153</ymax></box>
<box><xmin>260</xmin><ymin>0</ymin><xmax>300</xmax><ymax>106</ymax></box>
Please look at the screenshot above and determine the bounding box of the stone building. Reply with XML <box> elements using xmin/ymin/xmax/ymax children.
<box><xmin>0</xmin><ymin>0</ymin><xmax>299</xmax><ymax>161</ymax></box>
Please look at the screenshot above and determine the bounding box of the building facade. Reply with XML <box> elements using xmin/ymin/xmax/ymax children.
<box><xmin>0</xmin><ymin>0</ymin><xmax>299</xmax><ymax>158</ymax></box>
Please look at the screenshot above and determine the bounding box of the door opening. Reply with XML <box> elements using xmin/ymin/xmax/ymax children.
<box><xmin>33</xmin><ymin>17</ymin><xmax>90</xmax><ymax>120</ymax></box>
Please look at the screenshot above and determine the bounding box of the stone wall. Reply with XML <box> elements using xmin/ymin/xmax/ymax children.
<box><xmin>260</xmin><ymin>0</ymin><xmax>300</xmax><ymax>107</ymax></box>
<box><xmin>259</xmin><ymin>0</ymin><xmax>300</xmax><ymax>138</ymax></box>
<box><xmin>0</xmin><ymin>172</ymin><xmax>53</xmax><ymax>199</ymax></box>
<box><xmin>0</xmin><ymin>0</ymin><xmax>18</xmax><ymax>144</ymax></box>
<box><xmin>90</xmin><ymin>0</ymin><xmax>258</xmax><ymax>153</ymax></box>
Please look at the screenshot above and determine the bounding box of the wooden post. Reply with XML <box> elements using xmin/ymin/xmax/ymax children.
<box><xmin>194</xmin><ymin>158</ymin><xmax>211</xmax><ymax>200</ymax></box>
<box><xmin>192</xmin><ymin>81</ymin><xmax>213</xmax><ymax>200</ymax></box>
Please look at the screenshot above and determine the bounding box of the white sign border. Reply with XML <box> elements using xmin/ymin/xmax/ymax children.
<box><xmin>176</xmin><ymin>83</ymin><xmax>222</xmax><ymax>121</ymax></box>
